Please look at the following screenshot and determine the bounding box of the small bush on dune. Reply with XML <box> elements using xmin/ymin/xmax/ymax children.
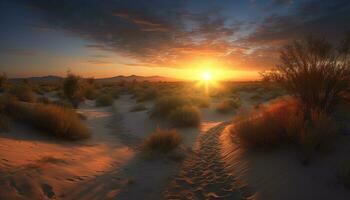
<box><xmin>151</xmin><ymin>95</ymin><xmax>188</xmax><ymax>117</ymax></box>
<box><xmin>231</xmin><ymin>99</ymin><xmax>338</xmax><ymax>153</ymax></box>
<box><xmin>130</xmin><ymin>104</ymin><xmax>147</xmax><ymax>112</ymax></box>
<box><xmin>190</xmin><ymin>96</ymin><xmax>210</xmax><ymax>108</ymax></box>
<box><xmin>143</xmin><ymin>128</ymin><xmax>182</xmax><ymax>153</ymax></box>
<box><xmin>216</xmin><ymin>97</ymin><xmax>241</xmax><ymax>114</ymax></box>
<box><xmin>84</xmin><ymin>85</ymin><xmax>97</xmax><ymax>100</ymax></box>
<box><xmin>95</xmin><ymin>94</ymin><xmax>113</xmax><ymax>107</ymax></box>
<box><xmin>168</xmin><ymin>105</ymin><xmax>200</xmax><ymax>127</ymax></box>
<box><xmin>8</xmin><ymin>83</ymin><xmax>35</xmax><ymax>102</ymax></box>
<box><xmin>63</xmin><ymin>73</ymin><xmax>84</xmax><ymax>107</ymax></box>
<box><xmin>5</xmin><ymin>100</ymin><xmax>90</xmax><ymax>140</ymax></box>
<box><xmin>135</xmin><ymin>88</ymin><xmax>158</xmax><ymax>102</ymax></box>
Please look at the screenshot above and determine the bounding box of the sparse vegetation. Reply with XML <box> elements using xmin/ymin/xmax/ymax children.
<box><xmin>143</xmin><ymin>128</ymin><xmax>182</xmax><ymax>153</ymax></box>
<box><xmin>262</xmin><ymin>36</ymin><xmax>350</xmax><ymax>114</ymax></box>
<box><xmin>8</xmin><ymin>83</ymin><xmax>35</xmax><ymax>102</ymax></box>
<box><xmin>151</xmin><ymin>95</ymin><xmax>188</xmax><ymax>118</ymax></box>
<box><xmin>4</xmin><ymin>100</ymin><xmax>90</xmax><ymax>140</ymax></box>
<box><xmin>130</xmin><ymin>104</ymin><xmax>147</xmax><ymax>112</ymax></box>
<box><xmin>168</xmin><ymin>105</ymin><xmax>200</xmax><ymax>127</ymax></box>
<box><xmin>216</xmin><ymin>97</ymin><xmax>241</xmax><ymax>114</ymax></box>
<box><xmin>63</xmin><ymin>73</ymin><xmax>84</xmax><ymax>107</ymax></box>
<box><xmin>95</xmin><ymin>94</ymin><xmax>113</xmax><ymax>107</ymax></box>
<box><xmin>231</xmin><ymin>98</ymin><xmax>338</xmax><ymax>155</ymax></box>
<box><xmin>190</xmin><ymin>96</ymin><xmax>210</xmax><ymax>108</ymax></box>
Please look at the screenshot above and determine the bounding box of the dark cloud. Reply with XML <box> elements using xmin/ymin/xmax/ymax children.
<box><xmin>17</xmin><ymin>0</ymin><xmax>238</xmax><ymax>68</ymax></box>
<box><xmin>0</xmin><ymin>48</ymin><xmax>38</xmax><ymax>56</ymax></box>
<box><xmin>245</xmin><ymin>0</ymin><xmax>350</xmax><ymax>46</ymax></box>
<box><xmin>271</xmin><ymin>0</ymin><xmax>293</xmax><ymax>7</ymax></box>
<box><xmin>12</xmin><ymin>0</ymin><xmax>350</xmax><ymax>71</ymax></box>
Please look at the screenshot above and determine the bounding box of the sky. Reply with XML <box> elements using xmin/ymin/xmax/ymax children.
<box><xmin>0</xmin><ymin>0</ymin><xmax>350</xmax><ymax>80</ymax></box>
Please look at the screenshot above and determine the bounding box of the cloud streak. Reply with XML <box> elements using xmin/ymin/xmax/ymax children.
<box><xmin>15</xmin><ymin>0</ymin><xmax>350</xmax><ymax>71</ymax></box>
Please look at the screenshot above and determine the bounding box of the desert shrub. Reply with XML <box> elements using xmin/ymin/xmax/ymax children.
<box><xmin>190</xmin><ymin>96</ymin><xmax>210</xmax><ymax>108</ymax></box>
<box><xmin>130</xmin><ymin>104</ymin><xmax>147</xmax><ymax>112</ymax></box>
<box><xmin>8</xmin><ymin>83</ymin><xmax>35</xmax><ymax>102</ymax></box>
<box><xmin>168</xmin><ymin>105</ymin><xmax>200</xmax><ymax>127</ymax></box>
<box><xmin>135</xmin><ymin>88</ymin><xmax>158</xmax><ymax>102</ymax></box>
<box><xmin>151</xmin><ymin>95</ymin><xmax>188</xmax><ymax>117</ymax></box>
<box><xmin>84</xmin><ymin>85</ymin><xmax>96</xmax><ymax>100</ymax></box>
<box><xmin>5</xmin><ymin>101</ymin><xmax>90</xmax><ymax>140</ymax></box>
<box><xmin>63</xmin><ymin>73</ymin><xmax>84</xmax><ymax>107</ymax></box>
<box><xmin>231</xmin><ymin>98</ymin><xmax>338</xmax><ymax>152</ymax></box>
<box><xmin>95</xmin><ymin>94</ymin><xmax>113</xmax><ymax>107</ymax></box>
<box><xmin>216</xmin><ymin>97</ymin><xmax>241</xmax><ymax>113</ymax></box>
<box><xmin>262</xmin><ymin>35</ymin><xmax>350</xmax><ymax>114</ymax></box>
<box><xmin>337</xmin><ymin>160</ymin><xmax>350</xmax><ymax>188</ymax></box>
<box><xmin>143</xmin><ymin>128</ymin><xmax>182</xmax><ymax>153</ymax></box>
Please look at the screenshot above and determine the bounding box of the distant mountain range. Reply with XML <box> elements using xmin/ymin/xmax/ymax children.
<box><xmin>10</xmin><ymin>75</ymin><xmax>182</xmax><ymax>83</ymax></box>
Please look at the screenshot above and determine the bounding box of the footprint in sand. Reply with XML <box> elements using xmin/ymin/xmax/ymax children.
<box><xmin>164</xmin><ymin>122</ymin><xmax>254</xmax><ymax>200</ymax></box>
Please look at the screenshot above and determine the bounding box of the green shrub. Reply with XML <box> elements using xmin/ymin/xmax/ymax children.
<box><xmin>216</xmin><ymin>97</ymin><xmax>241</xmax><ymax>113</ymax></box>
<box><xmin>130</xmin><ymin>104</ymin><xmax>147</xmax><ymax>112</ymax></box>
<box><xmin>143</xmin><ymin>128</ymin><xmax>182</xmax><ymax>153</ymax></box>
<box><xmin>95</xmin><ymin>94</ymin><xmax>113</xmax><ymax>107</ymax></box>
<box><xmin>8</xmin><ymin>84</ymin><xmax>35</xmax><ymax>102</ymax></box>
<box><xmin>151</xmin><ymin>95</ymin><xmax>188</xmax><ymax>117</ymax></box>
<box><xmin>168</xmin><ymin>105</ymin><xmax>200</xmax><ymax>127</ymax></box>
<box><xmin>5</xmin><ymin>101</ymin><xmax>90</xmax><ymax>140</ymax></box>
<box><xmin>337</xmin><ymin>160</ymin><xmax>350</xmax><ymax>188</ymax></box>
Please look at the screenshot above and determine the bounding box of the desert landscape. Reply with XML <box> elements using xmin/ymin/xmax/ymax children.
<box><xmin>1</xmin><ymin>0</ymin><xmax>350</xmax><ymax>200</ymax></box>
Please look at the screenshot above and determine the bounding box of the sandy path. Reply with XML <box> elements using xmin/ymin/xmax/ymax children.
<box><xmin>164</xmin><ymin>121</ymin><xmax>251</xmax><ymax>200</ymax></box>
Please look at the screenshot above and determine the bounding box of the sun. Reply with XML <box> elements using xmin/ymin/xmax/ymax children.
<box><xmin>201</xmin><ymin>71</ymin><xmax>213</xmax><ymax>81</ymax></box>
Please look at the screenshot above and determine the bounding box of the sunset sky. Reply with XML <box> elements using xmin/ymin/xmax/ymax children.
<box><xmin>1</xmin><ymin>0</ymin><xmax>350</xmax><ymax>80</ymax></box>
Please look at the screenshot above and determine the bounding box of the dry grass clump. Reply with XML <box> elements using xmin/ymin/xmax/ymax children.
<box><xmin>143</xmin><ymin>128</ymin><xmax>182</xmax><ymax>153</ymax></box>
<box><xmin>151</xmin><ymin>95</ymin><xmax>188</xmax><ymax>118</ymax></box>
<box><xmin>8</xmin><ymin>83</ymin><xmax>35</xmax><ymax>102</ymax></box>
<box><xmin>216</xmin><ymin>97</ymin><xmax>241</xmax><ymax>114</ymax></box>
<box><xmin>95</xmin><ymin>94</ymin><xmax>113</xmax><ymax>107</ymax></box>
<box><xmin>231</xmin><ymin>98</ymin><xmax>338</xmax><ymax>153</ymax></box>
<box><xmin>168</xmin><ymin>105</ymin><xmax>200</xmax><ymax>127</ymax></box>
<box><xmin>5</xmin><ymin>100</ymin><xmax>90</xmax><ymax>140</ymax></box>
<box><xmin>337</xmin><ymin>160</ymin><xmax>350</xmax><ymax>188</ymax></box>
<box><xmin>129</xmin><ymin>104</ymin><xmax>147</xmax><ymax>112</ymax></box>
<box><xmin>134</xmin><ymin>87</ymin><xmax>158</xmax><ymax>102</ymax></box>
<box><xmin>190</xmin><ymin>96</ymin><xmax>210</xmax><ymax>108</ymax></box>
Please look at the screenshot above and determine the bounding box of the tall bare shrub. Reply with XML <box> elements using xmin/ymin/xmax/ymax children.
<box><xmin>63</xmin><ymin>73</ymin><xmax>83</xmax><ymax>107</ymax></box>
<box><xmin>262</xmin><ymin>35</ymin><xmax>350</xmax><ymax>114</ymax></box>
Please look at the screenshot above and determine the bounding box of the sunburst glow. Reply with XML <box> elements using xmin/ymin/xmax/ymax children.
<box><xmin>201</xmin><ymin>71</ymin><xmax>212</xmax><ymax>81</ymax></box>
